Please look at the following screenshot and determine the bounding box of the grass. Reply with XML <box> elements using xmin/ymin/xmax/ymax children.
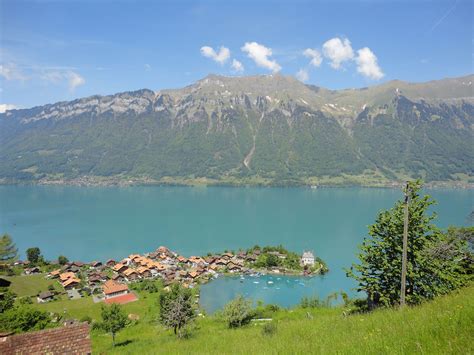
<box><xmin>91</xmin><ymin>284</ymin><xmax>474</xmax><ymax>354</ymax></box>
<box><xmin>6</xmin><ymin>275</ymin><xmax>474</xmax><ymax>354</ymax></box>
<box><xmin>4</xmin><ymin>273</ymin><xmax>61</xmax><ymax>297</ymax></box>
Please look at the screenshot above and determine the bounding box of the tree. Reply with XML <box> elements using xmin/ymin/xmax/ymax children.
<box><xmin>0</xmin><ymin>306</ymin><xmax>51</xmax><ymax>332</ymax></box>
<box><xmin>101</xmin><ymin>303</ymin><xmax>128</xmax><ymax>346</ymax></box>
<box><xmin>57</xmin><ymin>255</ymin><xmax>69</xmax><ymax>266</ymax></box>
<box><xmin>265</xmin><ymin>254</ymin><xmax>279</xmax><ymax>268</ymax></box>
<box><xmin>222</xmin><ymin>295</ymin><xmax>255</xmax><ymax>328</ymax></box>
<box><xmin>26</xmin><ymin>247</ymin><xmax>42</xmax><ymax>265</ymax></box>
<box><xmin>347</xmin><ymin>180</ymin><xmax>471</xmax><ymax>308</ymax></box>
<box><xmin>0</xmin><ymin>290</ymin><xmax>16</xmax><ymax>313</ymax></box>
<box><xmin>159</xmin><ymin>284</ymin><xmax>195</xmax><ymax>338</ymax></box>
<box><xmin>0</xmin><ymin>234</ymin><xmax>18</xmax><ymax>265</ymax></box>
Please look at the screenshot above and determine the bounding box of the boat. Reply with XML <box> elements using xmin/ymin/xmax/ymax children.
<box><xmin>253</xmin><ymin>281</ymin><xmax>259</xmax><ymax>284</ymax></box>
<box><xmin>267</xmin><ymin>281</ymin><xmax>274</xmax><ymax>284</ymax></box>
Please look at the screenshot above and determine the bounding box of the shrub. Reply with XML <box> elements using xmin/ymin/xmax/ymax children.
<box><xmin>222</xmin><ymin>295</ymin><xmax>255</xmax><ymax>328</ymax></box>
<box><xmin>300</xmin><ymin>296</ymin><xmax>323</xmax><ymax>308</ymax></box>
<box><xmin>262</xmin><ymin>322</ymin><xmax>277</xmax><ymax>336</ymax></box>
<box><xmin>80</xmin><ymin>315</ymin><xmax>92</xmax><ymax>324</ymax></box>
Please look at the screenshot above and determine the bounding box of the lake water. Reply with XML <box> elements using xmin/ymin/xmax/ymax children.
<box><xmin>1</xmin><ymin>185</ymin><xmax>472</xmax><ymax>311</ymax></box>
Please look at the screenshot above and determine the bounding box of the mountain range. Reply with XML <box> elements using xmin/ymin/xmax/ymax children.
<box><xmin>1</xmin><ymin>74</ymin><xmax>473</xmax><ymax>186</ymax></box>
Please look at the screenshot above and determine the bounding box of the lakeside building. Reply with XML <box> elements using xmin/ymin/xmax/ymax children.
<box><xmin>301</xmin><ymin>251</ymin><xmax>315</xmax><ymax>266</ymax></box>
<box><xmin>102</xmin><ymin>280</ymin><xmax>129</xmax><ymax>299</ymax></box>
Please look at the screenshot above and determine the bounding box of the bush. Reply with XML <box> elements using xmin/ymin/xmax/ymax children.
<box><xmin>262</xmin><ymin>322</ymin><xmax>277</xmax><ymax>336</ymax></box>
<box><xmin>300</xmin><ymin>296</ymin><xmax>323</xmax><ymax>308</ymax></box>
<box><xmin>18</xmin><ymin>296</ymin><xmax>33</xmax><ymax>305</ymax></box>
<box><xmin>80</xmin><ymin>315</ymin><xmax>92</xmax><ymax>324</ymax></box>
<box><xmin>222</xmin><ymin>295</ymin><xmax>255</xmax><ymax>328</ymax></box>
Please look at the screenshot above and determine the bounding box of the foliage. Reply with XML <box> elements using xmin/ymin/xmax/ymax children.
<box><xmin>58</xmin><ymin>255</ymin><xmax>69</xmax><ymax>266</ymax></box>
<box><xmin>80</xmin><ymin>315</ymin><xmax>92</xmax><ymax>324</ymax></box>
<box><xmin>261</xmin><ymin>322</ymin><xmax>277</xmax><ymax>337</ymax></box>
<box><xmin>18</xmin><ymin>296</ymin><xmax>33</xmax><ymax>305</ymax></box>
<box><xmin>131</xmin><ymin>279</ymin><xmax>161</xmax><ymax>293</ymax></box>
<box><xmin>159</xmin><ymin>283</ymin><xmax>195</xmax><ymax>338</ymax></box>
<box><xmin>0</xmin><ymin>306</ymin><xmax>51</xmax><ymax>332</ymax></box>
<box><xmin>0</xmin><ymin>290</ymin><xmax>16</xmax><ymax>313</ymax></box>
<box><xmin>0</xmin><ymin>234</ymin><xmax>18</xmax><ymax>265</ymax></box>
<box><xmin>347</xmin><ymin>180</ymin><xmax>472</xmax><ymax>308</ymax></box>
<box><xmin>222</xmin><ymin>295</ymin><xmax>255</xmax><ymax>328</ymax></box>
<box><xmin>100</xmin><ymin>303</ymin><xmax>128</xmax><ymax>346</ymax></box>
<box><xmin>26</xmin><ymin>247</ymin><xmax>43</xmax><ymax>265</ymax></box>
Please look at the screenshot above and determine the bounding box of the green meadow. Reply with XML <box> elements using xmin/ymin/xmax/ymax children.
<box><xmin>13</xmin><ymin>271</ymin><xmax>472</xmax><ymax>354</ymax></box>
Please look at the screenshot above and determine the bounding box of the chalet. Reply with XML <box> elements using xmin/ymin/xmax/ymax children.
<box><xmin>49</xmin><ymin>269</ymin><xmax>61</xmax><ymax>278</ymax></box>
<box><xmin>24</xmin><ymin>266</ymin><xmax>41</xmax><ymax>275</ymax></box>
<box><xmin>176</xmin><ymin>256</ymin><xmax>188</xmax><ymax>263</ymax></box>
<box><xmin>90</xmin><ymin>261</ymin><xmax>102</xmax><ymax>268</ymax></box>
<box><xmin>112</xmin><ymin>263</ymin><xmax>128</xmax><ymax>273</ymax></box>
<box><xmin>88</xmin><ymin>275</ymin><xmax>103</xmax><ymax>286</ymax></box>
<box><xmin>221</xmin><ymin>252</ymin><xmax>233</xmax><ymax>260</ymax></box>
<box><xmin>106</xmin><ymin>259</ymin><xmax>116</xmax><ymax>267</ymax></box>
<box><xmin>59</xmin><ymin>272</ymin><xmax>76</xmax><ymax>282</ymax></box>
<box><xmin>112</xmin><ymin>274</ymin><xmax>125</xmax><ymax>283</ymax></box>
<box><xmin>215</xmin><ymin>258</ymin><xmax>230</xmax><ymax>266</ymax></box>
<box><xmin>136</xmin><ymin>266</ymin><xmax>151</xmax><ymax>278</ymax></box>
<box><xmin>71</xmin><ymin>261</ymin><xmax>85</xmax><ymax>268</ymax></box>
<box><xmin>37</xmin><ymin>291</ymin><xmax>54</xmax><ymax>303</ymax></box>
<box><xmin>227</xmin><ymin>262</ymin><xmax>242</xmax><ymax>272</ymax></box>
<box><xmin>62</xmin><ymin>277</ymin><xmax>81</xmax><ymax>290</ymax></box>
<box><xmin>301</xmin><ymin>251</ymin><xmax>315</xmax><ymax>266</ymax></box>
<box><xmin>246</xmin><ymin>254</ymin><xmax>257</xmax><ymax>262</ymax></box>
<box><xmin>102</xmin><ymin>280</ymin><xmax>129</xmax><ymax>299</ymax></box>
<box><xmin>123</xmin><ymin>268</ymin><xmax>139</xmax><ymax>281</ymax></box>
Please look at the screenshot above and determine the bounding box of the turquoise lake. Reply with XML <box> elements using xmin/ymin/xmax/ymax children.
<box><xmin>1</xmin><ymin>185</ymin><xmax>472</xmax><ymax>311</ymax></box>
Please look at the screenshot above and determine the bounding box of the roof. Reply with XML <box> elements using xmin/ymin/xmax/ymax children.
<box><xmin>59</xmin><ymin>272</ymin><xmax>76</xmax><ymax>281</ymax></box>
<box><xmin>0</xmin><ymin>323</ymin><xmax>91</xmax><ymax>354</ymax></box>
<box><xmin>62</xmin><ymin>277</ymin><xmax>81</xmax><ymax>287</ymax></box>
<box><xmin>38</xmin><ymin>291</ymin><xmax>54</xmax><ymax>299</ymax></box>
<box><xmin>302</xmin><ymin>251</ymin><xmax>314</xmax><ymax>258</ymax></box>
<box><xmin>123</xmin><ymin>268</ymin><xmax>138</xmax><ymax>276</ymax></box>
<box><xmin>103</xmin><ymin>280</ymin><xmax>129</xmax><ymax>295</ymax></box>
<box><xmin>50</xmin><ymin>269</ymin><xmax>61</xmax><ymax>276</ymax></box>
<box><xmin>104</xmin><ymin>292</ymin><xmax>138</xmax><ymax>305</ymax></box>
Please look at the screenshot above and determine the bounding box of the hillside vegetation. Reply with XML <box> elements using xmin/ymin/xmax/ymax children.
<box><xmin>89</xmin><ymin>283</ymin><xmax>474</xmax><ymax>354</ymax></box>
<box><xmin>0</xmin><ymin>74</ymin><xmax>472</xmax><ymax>186</ymax></box>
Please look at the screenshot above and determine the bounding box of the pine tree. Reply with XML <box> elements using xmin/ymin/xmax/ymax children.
<box><xmin>0</xmin><ymin>234</ymin><xmax>18</xmax><ymax>265</ymax></box>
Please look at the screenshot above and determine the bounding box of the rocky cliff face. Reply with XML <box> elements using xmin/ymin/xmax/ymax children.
<box><xmin>1</xmin><ymin>74</ymin><xmax>473</xmax><ymax>185</ymax></box>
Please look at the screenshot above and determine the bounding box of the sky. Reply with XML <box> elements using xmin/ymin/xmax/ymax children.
<box><xmin>0</xmin><ymin>0</ymin><xmax>472</xmax><ymax>110</ymax></box>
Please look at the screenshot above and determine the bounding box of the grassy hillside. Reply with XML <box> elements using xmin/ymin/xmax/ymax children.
<box><xmin>87</xmin><ymin>284</ymin><xmax>473</xmax><ymax>354</ymax></box>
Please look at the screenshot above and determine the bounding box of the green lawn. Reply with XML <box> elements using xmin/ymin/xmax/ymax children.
<box><xmin>4</xmin><ymin>274</ymin><xmax>61</xmax><ymax>297</ymax></box>
<box><xmin>6</xmin><ymin>274</ymin><xmax>474</xmax><ymax>354</ymax></box>
<box><xmin>91</xmin><ymin>284</ymin><xmax>474</xmax><ymax>354</ymax></box>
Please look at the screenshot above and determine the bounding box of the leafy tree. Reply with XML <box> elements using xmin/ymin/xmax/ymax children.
<box><xmin>347</xmin><ymin>180</ymin><xmax>471</xmax><ymax>308</ymax></box>
<box><xmin>265</xmin><ymin>254</ymin><xmax>279</xmax><ymax>268</ymax></box>
<box><xmin>0</xmin><ymin>234</ymin><xmax>18</xmax><ymax>265</ymax></box>
<box><xmin>57</xmin><ymin>255</ymin><xmax>69</xmax><ymax>266</ymax></box>
<box><xmin>0</xmin><ymin>306</ymin><xmax>51</xmax><ymax>332</ymax></box>
<box><xmin>159</xmin><ymin>284</ymin><xmax>195</xmax><ymax>338</ymax></box>
<box><xmin>26</xmin><ymin>247</ymin><xmax>43</xmax><ymax>265</ymax></box>
<box><xmin>101</xmin><ymin>303</ymin><xmax>128</xmax><ymax>346</ymax></box>
<box><xmin>222</xmin><ymin>295</ymin><xmax>255</xmax><ymax>328</ymax></box>
<box><xmin>0</xmin><ymin>290</ymin><xmax>16</xmax><ymax>313</ymax></box>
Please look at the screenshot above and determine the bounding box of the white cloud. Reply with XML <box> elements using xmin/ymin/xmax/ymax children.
<box><xmin>41</xmin><ymin>70</ymin><xmax>85</xmax><ymax>90</ymax></box>
<box><xmin>355</xmin><ymin>47</ymin><xmax>384</xmax><ymax>80</ymax></box>
<box><xmin>241</xmin><ymin>42</ymin><xmax>281</xmax><ymax>72</ymax></box>
<box><xmin>67</xmin><ymin>71</ymin><xmax>85</xmax><ymax>90</ymax></box>
<box><xmin>0</xmin><ymin>104</ymin><xmax>17</xmax><ymax>113</ymax></box>
<box><xmin>322</xmin><ymin>37</ymin><xmax>354</xmax><ymax>69</ymax></box>
<box><xmin>231</xmin><ymin>59</ymin><xmax>244</xmax><ymax>72</ymax></box>
<box><xmin>296</xmin><ymin>69</ymin><xmax>309</xmax><ymax>82</ymax></box>
<box><xmin>144</xmin><ymin>63</ymin><xmax>151</xmax><ymax>71</ymax></box>
<box><xmin>0</xmin><ymin>63</ymin><xmax>28</xmax><ymax>81</ymax></box>
<box><xmin>303</xmin><ymin>48</ymin><xmax>322</xmax><ymax>67</ymax></box>
<box><xmin>200</xmin><ymin>45</ymin><xmax>230</xmax><ymax>64</ymax></box>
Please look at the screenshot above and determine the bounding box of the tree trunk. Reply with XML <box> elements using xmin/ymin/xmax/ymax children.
<box><xmin>112</xmin><ymin>332</ymin><xmax>116</xmax><ymax>347</ymax></box>
<box><xmin>174</xmin><ymin>326</ymin><xmax>177</xmax><ymax>335</ymax></box>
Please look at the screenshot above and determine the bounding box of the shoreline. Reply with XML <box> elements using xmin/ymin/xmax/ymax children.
<box><xmin>1</xmin><ymin>177</ymin><xmax>473</xmax><ymax>189</ymax></box>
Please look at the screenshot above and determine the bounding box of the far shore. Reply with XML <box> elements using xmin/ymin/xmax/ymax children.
<box><xmin>1</xmin><ymin>176</ymin><xmax>473</xmax><ymax>189</ymax></box>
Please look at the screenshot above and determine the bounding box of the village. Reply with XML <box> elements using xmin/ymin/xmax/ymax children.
<box><xmin>20</xmin><ymin>246</ymin><xmax>325</xmax><ymax>305</ymax></box>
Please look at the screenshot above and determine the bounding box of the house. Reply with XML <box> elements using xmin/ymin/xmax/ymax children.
<box><xmin>112</xmin><ymin>274</ymin><xmax>125</xmax><ymax>283</ymax></box>
<box><xmin>24</xmin><ymin>266</ymin><xmax>41</xmax><ymax>275</ymax></box>
<box><xmin>90</xmin><ymin>261</ymin><xmax>102</xmax><ymax>268</ymax></box>
<box><xmin>62</xmin><ymin>277</ymin><xmax>81</xmax><ymax>290</ymax></box>
<box><xmin>59</xmin><ymin>272</ymin><xmax>76</xmax><ymax>282</ymax></box>
<box><xmin>71</xmin><ymin>261</ymin><xmax>85</xmax><ymax>268</ymax></box>
<box><xmin>102</xmin><ymin>280</ymin><xmax>129</xmax><ymax>299</ymax></box>
<box><xmin>245</xmin><ymin>254</ymin><xmax>257</xmax><ymax>262</ymax></box>
<box><xmin>49</xmin><ymin>269</ymin><xmax>61</xmax><ymax>278</ymax></box>
<box><xmin>112</xmin><ymin>263</ymin><xmax>128</xmax><ymax>274</ymax></box>
<box><xmin>106</xmin><ymin>259</ymin><xmax>116</xmax><ymax>267</ymax></box>
<box><xmin>37</xmin><ymin>291</ymin><xmax>54</xmax><ymax>303</ymax></box>
<box><xmin>123</xmin><ymin>268</ymin><xmax>139</xmax><ymax>281</ymax></box>
<box><xmin>301</xmin><ymin>251</ymin><xmax>315</xmax><ymax>266</ymax></box>
<box><xmin>0</xmin><ymin>323</ymin><xmax>91</xmax><ymax>354</ymax></box>
<box><xmin>136</xmin><ymin>266</ymin><xmax>151</xmax><ymax>279</ymax></box>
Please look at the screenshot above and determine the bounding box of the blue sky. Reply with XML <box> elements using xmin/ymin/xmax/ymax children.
<box><xmin>0</xmin><ymin>0</ymin><xmax>472</xmax><ymax>109</ymax></box>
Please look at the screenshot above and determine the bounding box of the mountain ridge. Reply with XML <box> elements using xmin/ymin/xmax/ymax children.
<box><xmin>1</xmin><ymin>74</ymin><xmax>473</xmax><ymax>186</ymax></box>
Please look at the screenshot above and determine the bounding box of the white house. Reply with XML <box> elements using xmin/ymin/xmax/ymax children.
<box><xmin>301</xmin><ymin>251</ymin><xmax>315</xmax><ymax>266</ymax></box>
